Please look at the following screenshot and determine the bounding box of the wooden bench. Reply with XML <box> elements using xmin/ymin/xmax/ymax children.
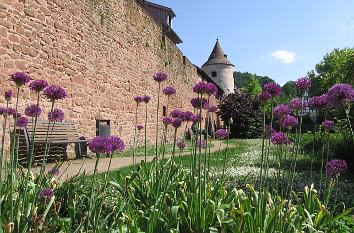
<box><xmin>17</xmin><ymin>121</ymin><xmax>89</xmax><ymax>165</ymax></box>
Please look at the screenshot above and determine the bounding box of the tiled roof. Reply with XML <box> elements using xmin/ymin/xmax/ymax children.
<box><xmin>202</xmin><ymin>39</ymin><xmax>234</xmax><ymax>67</ymax></box>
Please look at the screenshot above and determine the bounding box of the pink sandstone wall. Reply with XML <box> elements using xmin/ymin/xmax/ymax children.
<box><xmin>0</xmin><ymin>0</ymin><xmax>216</xmax><ymax>150</ymax></box>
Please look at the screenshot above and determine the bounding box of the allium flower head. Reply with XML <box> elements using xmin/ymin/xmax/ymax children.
<box><xmin>109</xmin><ymin>136</ymin><xmax>125</xmax><ymax>152</ymax></box>
<box><xmin>48</xmin><ymin>167</ymin><xmax>59</xmax><ymax>176</ymax></box>
<box><xmin>39</xmin><ymin>188</ymin><xmax>55</xmax><ymax>201</ymax></box>
<box><xmin>44</xmin><ymin>85</ymin><xmax>67</xmax><ymax>101</ymax></box>
<box><xmin>5</xmin><ymin>90</ymin><xmax>12</xmax><ymax>101</ymax></box>
<box><xmin>322</xmin><ymin>120</ymin><xmax>334</xmax><ymax>131</ymax></box>
<box><xmin>264</xmin><ymin>83</ymin><xmax>282</xmax><ymax>97</ymax></box>
<box><xmin>191</xmin><ymin>97</ymin><xmax>208</xmax><ymax>109</ymax></box>
<box><xmin>6</xmin><ymin>107</ymin><xmax>17</xmax><ymax>117</ymax></box>
<box><xmin>142</xmin><ymin>95</ymin><xmax>151</xmax><ymax>103</ymax></box>
<box><xmin>48</xmin><ymin>108</ymin><xmax>64</xmax><ymax>122</ymax></box>
<box><xmin>271</xmin><ymin>131</ymin><xmax>291</xmax><ymax>145</ymax></box>
<box><xmin>181</xmin><ymin>111</ymin><xmax>193</xmax><ymax>122</ymax></box>
<box><xmin>326</xmin><ymin>83</ymin><xmax>354</xmax><ymax>107</ymax></box>
<box><xmin>273</xmin><ymin>104</ymin><xmax>291</xmax><ymax>119</ymax></box>
<box><xmin>89</xmin><ymin>136</ymin><xmax>112</xmax><ymax>154</ymax></box>
<box><xmin>208</xmin><ymin>104</ymin><xmax>218</xmax><ymax>113</ymax></box>
<box><xmin>279</xmin><ymin>115</ymin><xmax>298</xmax><ymax>129</ymax></box>
<box><xmin>215</xmin><ymin>129</ymin><xmax>228</xmax><ymax>139</ymax></box>
<box><xmin>0</xmin><ymin>106</ymin><xmax>6</xmax><ymax>115</ymax></box>
<box><xmin>326</xmin><ymin>159</ymin><xmax>347</xmax><ymax>177</ymax></box>
<box><xmin>171</xmin><ymin>118</ymin><xmax>182</xmax><ymax>128</ymax></box>
<box><xmin>190</xmin><ymin>114</ymin><xmax>200</xmax><ymax>123</ymax></box>
<box><xmin>133</xmin><ymin>96</ymin><xmax>143</xmax><ymax>104</ymax></box>
<box><xmin>162</xmin><ymin>117</ymin><xmax>172</xmax><ymax>125</ymax></box>
<box><xmin>25</xmin><ymin>104</ymin><xmax>42</xmax><ymax>118</ymax></box>
<box><xmin>170</xmin><ymin>108</ymin><xmax>182</xmax><ymax>118</ymax></box>
<box><xmin>11</xmin><ymin>71</ymin><xmax>31</xmax><ymax>86</ymax></box>
<box><xmin>258</xmin><ymin>91</ymin><xmax>272</xmax><ymax>102</ymax></box>
<box><xmin>29</xmin><ymin>79</ymin><xmax>48</xmax><ymax>92</ymax></box>
<box><xmin>153</xmin><ymin>71</ymin><xmax>168</xmax><ymax>82</ymax></box>
<box><xmin>294</xmin><ymin>77</ymin><xmax>311</xmax><ymax>93</ymax></box>
<box><xmin>177</xmin><ymin>140</ymin><xmax>186</xmax><ymax>150</ymax></box>
<box><xmin>162</xmin><ymin>86</ymin><xmax>176</xmax><ymax>96</ymax></box>
<box><xmin>308</xmin><ymin>94</ymin><xmax>327</xmax><ymax>110</ymax></box>
<box><xmin>289</xmin><ymin>98</ymin><xmax>303</xmax><ymax>111</ymax></box>
<box><xmin>193</xmin><ymin>81</ymin><xmax>217</xmax><ymax>96</ymax></box>
<box><xmin>205</xmin><ymin>82</ymin><xmax>218</xmax><ymax>96</ymax></box>
<box><xmin>16</xmin><ymin>116</ymin><xmax>28</xmax><ymax>128</ymax></box>
<box><xmin>136</xmin><ymin>124</ymin><xmax>144</xmax><ymax>130</ymax></box>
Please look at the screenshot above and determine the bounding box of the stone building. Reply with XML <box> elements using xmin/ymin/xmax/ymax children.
<box><xmin>0</xmin><ymin>0</ymin><xmax>234</xmax><ymax>151</ymax></box>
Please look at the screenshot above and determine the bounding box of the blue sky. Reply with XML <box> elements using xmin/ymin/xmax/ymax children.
<box><xmin>152</xmin><ymin>0</ymin><xmax>354</xmax><ymax>85</ymax></box>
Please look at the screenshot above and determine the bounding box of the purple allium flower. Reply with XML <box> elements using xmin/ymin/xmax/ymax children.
<box><xmin>89</xmin><ymin>136</ymin><xmax>113</xmax><ymax>154</ymax></box>
<box><xmin>142</xmin><ymin>95</ymin><xmax>151</xmax><ymax>103</ymax></box>
<box><xmin>215</xmin><ymin>129</ymin><xmax>228</xmax><ymax>139</ymax></box>
<box><xmin>181</xmin><ymin>111</ymin><xmax>194</xmax><ymax>122</ymax></box>
<box><xmin>208</xmin><ymin>104</ymin><xmax>218</xmax><ymax>113</ymax></box>
<box><xmin>136</xmin><ymin>124</ymin><xmax>144</xmax><ymax>130</ymax></box>
<box><xmin>205</xmin><ymin>82</ymin><xmax>218</xmax><ymax>96</ymax></box>
<box><xmin>279</xmin><ymin>115</ymin><xmax>298</xmax><ymax>129</ymax></box>
<box><xmin>153</xmin><ymin>71</ymin><xmax>168</xmax><ymax>83</ymax></box>
<box><xmin>39</xmin><ymin>187</ymin><xmax>55</xmax><ymax>201</ymax></box>
<box><xmin>171</xmin><ymin>118</ymin><xmax>182</xmax><ymax>128</ymax></box>
<box><xmin>29</xmin><ymin>79</ymin><xmax>48</xmax><ymax>92</ymax></box>
<box><xmin>308</xmin><ymin>94</ymin><xmax>328</xmax><ymax>110</ymax></box>
<box><xmin>48</xmin><ymin>108</ymin><xmax>64</xmax><ymax>122</ymax></box>
<box><xmin>16</xmin><ymin>116</ymin><xmax>28</xmax><ymax>128</ymax></box>
<box><xmin>258</xmin><ymin>91</ymin><xmax>272</xmax><ymax>102</ymax></box>
<box><xmin>162</xmin><ymin>86</ymin><xmax>176</xmax><ymax>96</ymax></box>
<box><xmin>193</xmin><ymin>81</ymin><xmax>217</xmax><ymax>96</ymax></box>
<box><xmin>43</xmin><ymin>85</ymin><xmax>67</xmax><ymax>101</ymax></box>
<box><xmin>197</xmin><ymin>139</ymin><xmax>207</xmax><ymax>149</ymax></box>
<box><xmin>177</xmin><ymin>140</ymin><xmax>186</xmax><ymax>150</ymax></box>
<box><xmin>25</xmin><ymin>104</ymin><xmax>42</xmax><ymax>118</ymax></box>
<box><xmin>0</xmin><ymin>106</ymin><xmax>6</xmax><ymax>115</ymax></box>
<box><xmin>10</xmin><ymin>71</ymin><xmax>31</xmax><ymax>86</ymax></box>
<box><xmin>326</xmin><ymin>83</ymin><xmax>354</xmax><ymax>107</ymax></box>
<box><xmin>133</xmin><ymin>96</ymin><xmax>143</xmax><ymax>104</ymax></box>
<box><xmin>48</xmin><ymin>167</ymin><xmax>59</xmax><ymax>176</ymax></box>
<box><xmin>109</xmin><ymin>136</ymin><xmax>125</xmax><ymax>152</ymax></box>
<box><xmin>162</xmin><ymin>117</ymin><xmax>172</xmax><ymax>125</ymax></box>
<box><xmin>273</xmin><ymin>104</ymin><xmax>291</xmax><ymax>119</ymax></box>
<box><xmin>289</xmin><ymin>98</ymin><xmax>303</xmax><ymax>111</ymax></box>
<box><xmin>322</xmin><ymin>120</ymin><xmax>334</xmax><ymax>131</ymax></box>
<box><xmin>6</xmin><ymin>107</ymin><xmax>17</xmax><ymax>117</ymax></box>
<box><xmin>191</xmin><ymin>97</ymin><xmax>208</xmax><ymax>109</ymax></box>
<box><xmin>264</xmin><ymin>82</ymin><xmax>282</xmax><ymax>97</ymax></box>
<box><xmin>271</xmin><ymin>131</ymin><xmax>291</xmax><ymax>145</ymax></box>
<box><xmin>326</xmin><ymin>159</ymin><xmax>348</xmax><ymax>177</ymax></box>
<box><xmin>5</xmin><ymin>90</ymin><xmax>12</xmax><ymax>101</ymax></box>
<box><xmin>294</xmin><ymin>77</ymin><xmax>311</xmax><ymax>93</ymax></box>
<box><xmin>190</xmin><ymin>114</ymin><xmax>200</xmax><ymax>123</ymax></box>
<box><xmin>170</xmin><ymin>108</ymin><xmax>182</xmax><ymax>118</ymax></box>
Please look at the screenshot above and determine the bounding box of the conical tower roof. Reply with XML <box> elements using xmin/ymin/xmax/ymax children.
<box><xmin>202</xmin><ymin>39</ymin><xmax>234</xmax><ymax>67</ymax></box>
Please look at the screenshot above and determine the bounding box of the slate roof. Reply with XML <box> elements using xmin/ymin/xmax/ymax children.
<box><xmin>202</xmin><ymin>39</ymin><xmax>234</xmax><ymax>67</ymax></box>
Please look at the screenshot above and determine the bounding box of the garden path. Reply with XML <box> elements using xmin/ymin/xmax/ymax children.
<box><xmin>35</xmin><ymin>140</ymin><xmax>229</xmax><ymax>181</ymax></box>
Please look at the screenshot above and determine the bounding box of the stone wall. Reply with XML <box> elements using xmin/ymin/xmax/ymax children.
<box><xmin>0</xmin><ymin>0</ymin><xmax>215</xmax><ymax>152</ymax></box>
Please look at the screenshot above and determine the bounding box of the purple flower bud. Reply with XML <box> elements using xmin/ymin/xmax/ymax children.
<box><xmin>25</xmin><ymin>104</ymin><xmax>42</xmax><ymax>118</ymax></box>
<box><xmin>5</xmin><ymin>90</ymin><xmax>12</xmax><ymax>101</ymax></box>
<box><xmin>134</xmin><ymin>96</ymin><xmax>143</xmax><ymax>104</ymax></box>
<box><xmin>258</xmin><ymin>91</ymin><xmax>272</xmax><ymax>102</ymax></box>
<box><xmin>162</xmin><ymin>86</ymin><xmax>176</xmax><ymax>96</ymax></box>
<box><xmin>136</xmin><ymin>124</ymin><xmax>144</xmax><ymax>130</ymax></box>
<box><xmin>43</xmin><ymin>85</ymin><xmax>67</xmax><ymax>101</ymax></box>
<box><xmin>271</xmin><ymin>131</ymin><xmax>291</xmax><ymax>145</ymax></box>
<box><xmin>279</xmin><ymin>115</ymin><xmax>298</xmax><ymax>129</ymax></box>
<box><xmin>48</xmin><ymin>108</ymin><xmax>64</xmax><ymax>122</ymax></box>
<box><xmin>142</xmin><ymin>95</ymin><xmax>151</xmax><ymax>103</ymax></box>
<box><xmin>89</xmin><ymin>136</ymin><xmax>113</xmax><ymax>154</ymax></box>
<box><xmin>264</xmin><ymin>83</ymin><xmax>282</xmax><ymax>97</ymax></box>
<box><xmin>191</xmin><ymin>97</ymin><xmax>208</xmax><ymax>109</ymax></box>
<box><xmin>162</xmin><ymin>117</ymin><xmax>172</xmax><ymax>125</ymax></box>
<box><xmin>295</xmin><ymin>77</ymin><xmax>311</xmax><ymax>93</ymax></box>
<box><xmin>215</xmin><ymin>129</ymin><xmax>228</xmax><ymax>139</ymax></box>
<box><xmin>322</xmin><ymin>120</ymin><xmax>334</xmax><ymax>131</ymax></box>
<box><xmin>39</xmin><ymin>187</ymin><xmax>55</xmax><ymax>201</ymax></box>
<box><xmin>326</xmin><ymin>83</ymin><xmax>354</xmax><ymax>107</ymax></box>
<box><xmin>308</xmin><ymin>94</ymin><xmax>328</xmax><ymax>109</ymax></box>
<box><xmin>11</xmin><ymin>71</ymin><xmax>31</xmax><ymax>86</ymax></box>
<box><xmin>153</xmin><ymin>71</ymin><xmax>168</xmax><ymax>82</ymax></box>
<box><xmin>190</xmin><ymin>114</ymin><xmax>200</xmax><ymax>123</ymax></box>
<box><xmin>6</xmin><ymin>107</ymin><xmax>17</xmax><ymax>117</ymax></box>
<box><xmin>193</xmin><ymin>81</ymin><xmax>217</xmax><ymax>96</ymax></box>
<box><xmin>170</xmin><ymin>108</ymin><xmax>182</xmax><ymax>118</ymax></box>
<box><xmin>289</xmin><ymin>98</ymin><xmax>303</xmax><ymax>111</ymax></box>
<box><xmin>273</xmin><ymin>104</ymin><xmax>291</xmax><ymax>119</ymax></box>
<box><xmin>29</xmin><ymin>79</ymin><xmax>48</xmax><ymax>92</ymax></box>
<box><xmin>208</xmin><ymin>104</ymin><xmax>218</xmax><ymax>113</ymax></box>
<box><xmin>181</xmin><ymin>111</ymin><xmax>193</xmax><ymax>122</ymax></box>
<box><xmin>171</xmin><ymin>118</ymin><xmax>182</xmax><ymax>128</ymax></box>
<box><xmin>326</xmin><ymin>159</ymin><xmax>347</xmax><ymax>177</ymax></box>
<box><xmin>109</xmin><ymin>135</ymin><xmax>125</xmax><ymax>152</ymax></box>
<box><xmin>16</xmin><ymin>116</ymin><xmax>28</xmax><ymax>128</ymax></box>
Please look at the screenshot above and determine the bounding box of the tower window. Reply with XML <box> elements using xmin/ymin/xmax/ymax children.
<box><xmin>211</xmin><ymin>71</ymin><xmax>217</xmax><ymax>77</ymax></box>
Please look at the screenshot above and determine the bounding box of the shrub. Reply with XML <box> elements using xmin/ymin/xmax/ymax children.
<box><xmin>218</xmin><ymin>91</ymin><xmax>262</xmax><ymax>138</ymax></box>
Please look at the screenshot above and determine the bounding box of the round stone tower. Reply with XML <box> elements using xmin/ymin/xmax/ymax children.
<box><xmin>202</xmin><ymin>39</ymin><xmax>235</xmax><ymax>94</ymax></box>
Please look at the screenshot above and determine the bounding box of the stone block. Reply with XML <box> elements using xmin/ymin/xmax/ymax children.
<box><xmin>24</xmin><ymin>8</ymin><xmax>36</xmax><ymax>18</ymax></box>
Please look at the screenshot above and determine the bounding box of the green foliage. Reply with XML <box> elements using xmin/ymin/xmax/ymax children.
<box><xmin>308</xmin><ymin>47</ymin><xmax>354</xmax><ymax>96</ymax></box>
<box><xmin>281</xmin><ymin>80</ymin><xmax>297</xmax><ymax>101</ymax></box>
<box><xmin>218</xmin><ymin>92</ymin><xmax>263</xmax><ymax>138</ymax></box>
<box><xmin>241</xmin><ymin>75</ymin><xmax>262</xmax><ymax>97</ymax></box>
<box><xmin>234</xmin><ymin>71</ymin><xmax>274</xmax><ymax>90</ymax></box>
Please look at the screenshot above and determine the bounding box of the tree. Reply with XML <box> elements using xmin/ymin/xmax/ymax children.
<box><xmin>242</xmin><ymin>75</ymin><xmax>262</xmax><ymax>97</ymax></box>
<box><xmin>308</xmin><ymin>48</ymin><xmax>354</xmax><ymax>96</ymax></box>
<box><xmin>234</xmin><ymin>71</ymin><xmax>274</xmax><ymax>90</ymax></box>
<box><xmin>281</xmin><ymin>81</ymin><xmax>297</xmax><ymax>101</ymax></box>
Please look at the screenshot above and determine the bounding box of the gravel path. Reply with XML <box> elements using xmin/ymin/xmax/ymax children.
<box><xmin>36</xmin><ymin>140</ymin><xmax>230</xmax><ymax>181</ymax></box>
